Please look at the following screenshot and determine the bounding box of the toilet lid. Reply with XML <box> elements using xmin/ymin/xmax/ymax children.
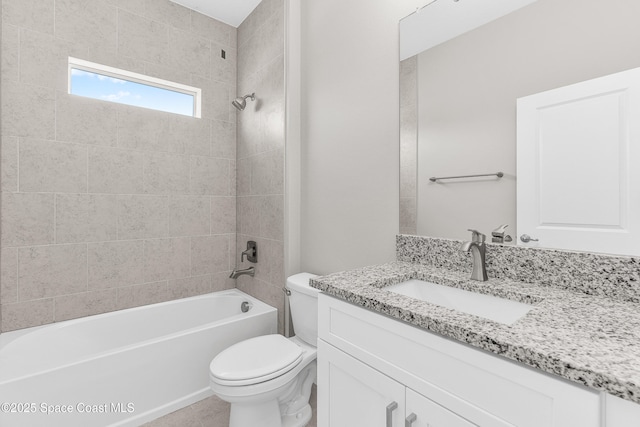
<box><xmin>210</xmin><ymin>334</ymin><xmax>303</xmax><ymax>385</ymax></box>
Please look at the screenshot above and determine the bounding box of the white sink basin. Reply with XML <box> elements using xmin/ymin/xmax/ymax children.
<box><xmin>385</xmin><ymin>279</ymin><xmax>534</xmax><ymax>325</ymax></box>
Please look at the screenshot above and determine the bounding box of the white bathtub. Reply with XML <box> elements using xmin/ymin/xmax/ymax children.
<box><xmin>0</xmin><ymin>289</ymin><xmax>277</xmax><ymax>427</ymax></box>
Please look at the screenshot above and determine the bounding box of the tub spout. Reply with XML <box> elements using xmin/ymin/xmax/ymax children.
<box><xmin>229</xmin><ymin>267</ymin><xmax>255</xmax><ymax>279</ymax></box>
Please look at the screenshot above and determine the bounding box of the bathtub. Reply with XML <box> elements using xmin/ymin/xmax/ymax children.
<box><xmin>0</xmin><ymin>289</ymin><xmax>277</xmax><ymax>427</ymax></box>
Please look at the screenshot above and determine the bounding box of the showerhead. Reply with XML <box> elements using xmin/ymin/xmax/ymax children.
<box><xmin>232</xmin><ymin>93</ymin><xmax>256</xmax><ymax>111</ymax></box>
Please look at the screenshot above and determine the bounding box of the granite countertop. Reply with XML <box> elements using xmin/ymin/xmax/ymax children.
<box><xmin>310</xmin><ymin>261</ymin><xmax>640</xmax><ymax>404</ymax></box>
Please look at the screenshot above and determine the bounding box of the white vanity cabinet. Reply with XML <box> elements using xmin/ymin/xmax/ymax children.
<box><xmin>319</xmin><ymin>340</ymin><xmax>474</xmax><ymax>427</ymax></box>
<box><xmin>317</xmin><ymin>294</ymin><xmax>611</xmax><ymax>427</ymax></box>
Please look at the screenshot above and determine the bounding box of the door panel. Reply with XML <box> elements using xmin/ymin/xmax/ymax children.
<box><xmin>517</xmin><ymin>66</ymin><xmax>640</xmax><ymax>255</ymax></box>
<box><xmin>317</xmin><ymin>340</ymin><xmax>405</xmax><ymax>427</ymax></box>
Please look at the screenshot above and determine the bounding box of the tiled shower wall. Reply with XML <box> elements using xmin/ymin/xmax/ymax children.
<box><xmin>0</xmin><ymin>0</ymin><xmax>238</xmax><ymax>332</ymax></box>
<box><xmin>399</xmin><ymin>56</ymin><xmax>417</xmax><ymax>235</ymax></box>
<box><xmin>234</xmin><ymin>0</ymin><xmax>287</xmax><ymax>332</ymax></box>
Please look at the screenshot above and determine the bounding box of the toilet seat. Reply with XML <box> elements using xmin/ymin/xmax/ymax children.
<box><xmin>210</xmin><ymin>334</ymin><xmax>303</xmax><ymax>386</ymax></box>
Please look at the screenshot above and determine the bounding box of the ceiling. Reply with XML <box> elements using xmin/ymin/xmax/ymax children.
<box><xmin>400</xmin><ymin>0</ymin><xmax>538</xmax><ymax>60</ymax></box>
<box><xmin>169</xmin><ymin>0</ymin><xmax>262</xmax><ymax>27</ymax></box>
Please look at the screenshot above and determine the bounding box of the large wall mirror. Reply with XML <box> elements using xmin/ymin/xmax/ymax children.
<box><xmin>399</xmin><ymin>0</ymin><xmax>640</xmax><ymax>255</ymax></box>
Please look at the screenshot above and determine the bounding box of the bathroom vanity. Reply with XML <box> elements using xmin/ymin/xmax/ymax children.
<box><xmin>311</xmin><ymin>237</ymin><xmax>640</xmax><ymax>426</ymax></box>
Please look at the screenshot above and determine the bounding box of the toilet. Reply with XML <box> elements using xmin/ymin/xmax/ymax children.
<box><xmin>209</xmin><ymin>273</ymin><xmax>319</xmax><ymax>427</ymax></box>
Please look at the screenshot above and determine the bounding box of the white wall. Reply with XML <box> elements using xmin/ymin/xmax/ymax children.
<box><xmin>299</xmin><ymin>0</ymin><xmax>415</xmax><ymax>275</ymax></box>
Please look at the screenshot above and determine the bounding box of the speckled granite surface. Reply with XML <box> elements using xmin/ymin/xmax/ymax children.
<box><xmin>311</xmin><ymin>240</ymin><xmax>640</xmax><ymax>404</ymax></box>
<box><xmin>397</xmin><ymin>235</ymin><xmax>640</xmax><ymax>303</ymax></box>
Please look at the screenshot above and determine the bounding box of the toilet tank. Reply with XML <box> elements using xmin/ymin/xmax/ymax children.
<box><xmin>286</xmin><ymin>273</ymin><xmax>320</xmax><ymax>346</ymax></box>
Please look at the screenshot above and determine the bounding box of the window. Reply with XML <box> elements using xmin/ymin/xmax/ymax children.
<box><xmin>68</xmin><ymin>57</ymin><xmax>201</xmax><ymax>118</ymax></box>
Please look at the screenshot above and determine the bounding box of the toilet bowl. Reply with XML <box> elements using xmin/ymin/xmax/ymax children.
<box><xmin>209</xmin><ymin>273</ymin><xmax>319</xmax><ymax>427</ymax></box>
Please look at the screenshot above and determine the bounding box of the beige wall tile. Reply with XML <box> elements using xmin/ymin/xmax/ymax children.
<box><xmin>251</xmin><ymin>150</ymin><xmax>284</xmax><ymax>195</ymax></box>
<box><xmin>260</xmin><ymin>238</ymin><xmax>284</xmax><ymax>286</ymax></box>
<box><xmin>18</xmin><ymin>244</ymin><xmax>87</xmax><ymax>300</ymax></box>
<box><xmin>55</xmin><ymin>194</ymin><xmax>118</xmax><ymax>243</ymax></box>
<box><xmin>143</xmin><ymin>152</ymin><xmax>190</xmax><ymax>195</ymax></box>
<box><xmin>1</xmin><ymin>192</ymin><xmax>55</xmax><ymax>247</ymax></box>
<box><xmin>1</xmin><ymin>298</ymin><xmax>54</xmax><ymax>332</ymax></box>
<box><xmin>190</xmin><ymin>11</ymin><xmax>234</xmax><ymax>46</ymax></box>
<box><xmin>110</xmin><ymin>0</ymin><xmax>145</xmax><ymax>16</ymax></box>
<box><xmin>167</xmin><ymin>275</ymin><xmax>211</xmax><ymax>299</ymax></box>
<box><xmin>54</xmin><ymin>289</ymin><xmax>117</xmax><ymax>322</ymax></box>
<box><xmin>1</xmin><ymin>81</ymin><xmax>55</xmax><ymax>139</ymax></box>
<box><xmin>167</xmin><ymin>27</ymin><xmax>211</xmax><ymax>79</ymax></box>
<box><xmin>144</xmin><ymin>0</ymin><xmax>191</xmax><ymax>31</ymax></box>
<box><xmin>229</xmin><ymin>159</ymin><xmax>236</xmax><ymax>197</ymax></box>
<box><xmin>116</xmin><ymin>281</ymin><xmax>168</xmax><ymax>310</ymax></box>
<box><xmin>142</xmin><ymin>61</ymin><xmax>192</xmax><ymax>87</ymax></box>
<box><xmin>211</xmin><ymin>197</ymin><xmax>235</xmax><ymax>235</ymax></box>
<box><xmin>1</xmin><ymin>0</ymin><xmax>241</xmax><ymax>332</ymax></box>
<box><xmin>211</xmin><ymin>119</ymin><xmax>235</xmax><ymax>159</ymax></box>
<box><xmin>56</xmin><ymin>93</ymin><xmax>118</xmax><ymax>147</ymax></box>
<box><xmin>236</xmin><ymin>157</ymin><xmax>251</xmax><ymax>196</ymax></box>
<box><xmin>237</xmin><ymin>196</ymin><xmax>261</xmax><ymax>237</ymax></box>
<box><xmin>19</xmin><ymin>28</ymin><xmax>78</xmax><ymax>91</ymax></box>
<box><xmin>191</xmin><ymin>235</ymin><xmax>230</xmax><ymax>276</ymax></box>
<box><xmin>236</xmin><ymin>87</ymin><xmax>261</xmax><ymax>159</ymax></box>
<box><xmin>2</xmin><ymin>0</ymin><xmax>54</xmax><ymax>36</ymax></box>
<box><xmin>117</xmin><ymin>10</ymin><xmax>169</xmax><ymax>66</ymax></box>
<box><xmin>143</xmin><ymin>238</ymin><xmax>190</xmax><ymax>282</ymax></box>
<box><xmin>19</xmin><ymin>138</ymin><xmax>88</xmax><ymax>193</ymax></box>
<box><xmin>117</xmin><ymin>195</ymin><xmax>168</xmax><ymax>239</ymax></box>
<box><xmin>211</xmin><ymin>44</ymin><xmax>236</xmax><ymax>86</ymax></box>
<box><xmin>260</xmin><ymin>195</ymin><xmax>284</xmax><ymax>240</ymax></box>
<box><xmin>1</xmin><ymin>136</ymin><xmax>18</xmax><ymax>192</ymax></box>
<box><xmin>237</xmin><ymin>0</ymin><xmax>274</xmax><ymax>48</ymax></box>
<box><xmin>168</xmin><ymin>196</ymin><xmax>210</xmax><ymax>237</ymax></box>
<box><xmin>192</xmin><ymin>76</ymin><xmax>233</xmax><ymax>122</ymax></box>
<box><xmin>190</xmin><ymin>156</ymin><xmax>230</xmax><ymax>195</ymax></box>
<box><xmin>117</xmin><ymin>105</ymin><xmax>170</xmax><ymax>152</ymax></box>
<box><xmin>256</xmin><ymin>57</ymin><xmax>285</xmax><ymax>153</ymax></box>
<box><xmin>211</xmin><ymin>271</ymin><xmax>235</xmax><ymax>292</ymax></box>
<box><xmin>1</xmin><ymin>24</ymin><xmax>20</xmax><ymax>82</ymax></box>
<box><xmin>160</xmin><ymin>115</ymin><xmax>210</xmax><ymax>156</ymax></box>
<box><xmin>88</xmin><ymin>240</ymin><xmax>144</xmax><ymax>289</ymax></box>
<box><xmin>399</xmin><ymin>198</ymin><xmax>417</xmax><ymax>235</ymax></box>
<box><xmin>55</xmin><ymin>0</ymin><xmax>117</xmax><ymax>56</ymax></box>
<box><xmin>1</xmin><ymin>248</ymin><xmax>18</xmax><ymax>304</ymax></box>
<box><xmin>88</xmin><ymin>146</ymin><xmax>144</xmax><ymax>194</ymax></box>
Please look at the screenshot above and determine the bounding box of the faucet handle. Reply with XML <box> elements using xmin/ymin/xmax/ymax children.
<box><xmin>467</xmin><ymin>229</ymin><xmax>486</xmax><ymax>243</ymax></box>
<box><xmin>491</xmin><ymin>224</ymin><xmax>508</xmax><ymax>236</ymax></box>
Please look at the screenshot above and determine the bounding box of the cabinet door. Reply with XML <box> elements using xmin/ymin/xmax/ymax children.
<box><xmin>606</xmin><ymin>394</ymin><xmax>640</xmax><ymax>427</ymax></box>
<box><xmin>317</xmin><ymin>339</ymin><xmax>405</xmax><ymax>427</ymax></box>
<box><xmin>406</xmin><ymin>388</ymin><xmax>476</xmax><ymax>427</ymax></box>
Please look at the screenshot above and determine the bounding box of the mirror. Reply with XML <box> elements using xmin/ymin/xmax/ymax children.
<box><xmin>399</xmin><ymin>0</ymin><xmax>640</xmax><ymax>254</ymax></box>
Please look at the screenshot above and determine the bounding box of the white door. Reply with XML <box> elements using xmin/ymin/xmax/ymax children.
<box><xmin>317</xmin><ymin>340</ymin><xmax>405</xmax><ymax>427</ymax></box>
<box><xmin>517</xmin><ymin>66</ymin><xmax>640</xmax><ymax>256</ymax></box>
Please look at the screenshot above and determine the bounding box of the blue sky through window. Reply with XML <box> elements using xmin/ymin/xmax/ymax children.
<box><xmin>70</xmin><ymin>69</ymin><xmax>195</xmax><ymax>117</ymax></box>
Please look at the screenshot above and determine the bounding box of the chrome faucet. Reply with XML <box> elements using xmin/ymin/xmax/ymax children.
<box><xmin>460</xmin><ymin>229</ymin><xmax>488</xmax><ymax>281</ymax></box>
<box><xmin>229</xmin><ymin>267</ymin><xmax>255</xmax><ymax>279</ymax></box>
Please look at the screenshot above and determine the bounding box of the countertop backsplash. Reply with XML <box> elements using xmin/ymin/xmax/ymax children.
<box><xmin>396</xmin><ymin>234</ymin><xmax>640</xmax><ymax>303</ymax></box>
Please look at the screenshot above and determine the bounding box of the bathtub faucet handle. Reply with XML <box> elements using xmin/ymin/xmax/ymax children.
<box><xmin>241</xmin><ymin>241</ymin><xmax>258</xmax><ymax>263</ymax></box>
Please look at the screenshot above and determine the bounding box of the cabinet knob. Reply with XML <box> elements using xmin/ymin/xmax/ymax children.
<box><xmin>405</xmin><ymin>413</ymin><xmax>417</xmax><ymax>427</ymax></box>
<box><xmin>386</xmin><ymin>401</ymin><xmax>398</xmax><ymax>427</ymax></box>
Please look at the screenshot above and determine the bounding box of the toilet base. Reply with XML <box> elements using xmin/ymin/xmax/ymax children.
<box><xmin>282</xmin><ymin>404</ymin><xmax>312</xmax><ymax>427</ymax></box>
<box><xmin>225</xmin><ymin>361</ymin><xmax>316</xmax><ymax>427</ymax></box>
<box><xmin>229</xmin><ymin>402</ymin><xmax>311</xmax><ymax>427</ymax></box>
<box><xmin>229</xmin><ymin>400</ymin><xmax>282</xmax><ymax>427</ymax></box>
